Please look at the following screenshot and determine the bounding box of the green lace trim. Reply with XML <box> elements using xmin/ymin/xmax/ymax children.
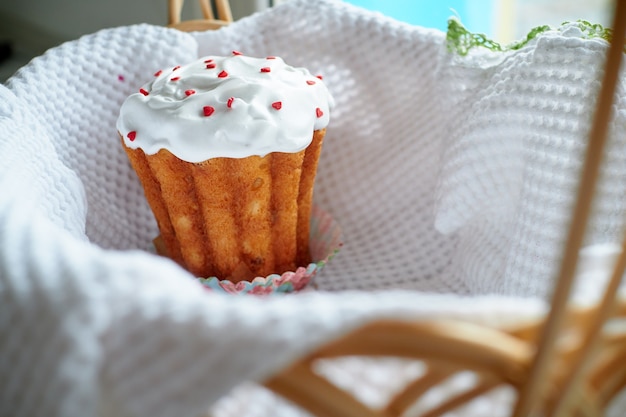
<box><xmin>446</xmin><ymin>18</ymin><xmax>615</xmax><ymax>56</ymax></box>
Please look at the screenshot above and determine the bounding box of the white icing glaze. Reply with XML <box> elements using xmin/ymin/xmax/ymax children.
<box><xmin>117</xmin><ymin>54</ymin><xmax>334</xmax><ymax>162</ymax></box>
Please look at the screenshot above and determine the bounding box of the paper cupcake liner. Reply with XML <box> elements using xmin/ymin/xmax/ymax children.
<box><xmin>196</xmin><ymin>205</ymin><xmax>341</xmax><ymax>294</ymax></box>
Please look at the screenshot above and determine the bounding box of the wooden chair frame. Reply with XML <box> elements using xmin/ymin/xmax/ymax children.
<box><xmin>168</xmin><ymin>0</ymin><xmax>232</xmax><ymax>31</ymax></box>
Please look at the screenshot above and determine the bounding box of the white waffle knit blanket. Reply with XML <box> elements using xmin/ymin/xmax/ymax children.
<box><xmin>2</xmin><ymin>1</ymin><xmax>626</xmax><ymax>416</ymax></box>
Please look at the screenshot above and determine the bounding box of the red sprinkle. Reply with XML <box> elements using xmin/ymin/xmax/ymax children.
<box><xmin>204</xmin><ymin>59</ymin><xmax>214</xmax><ymax>63</ymax></box>
<box><xmin>260</xmin><ymin>67</ymin><xmax>271</xmax><ymax>73</ymax></box>
<box><xmin>173</xmin><ymin>65</ymin><xmax>181</xmax><ymax>71</ymax></box>
<box><xmin>206</xmin><ymin>63</ymin><xmax>216</xmax><ymax>69</ymax></box>
<box><xmin>232</xmin><ymin>50</ymin><xmax>243</xmax><ymax>55</ymax></box>
<box><xmin>272</xmin><ymin>101</ymin><xmax>282</xmax><ymax>110</ymax></box>
<box><xmin>227</xmin><ymin>97</ymin><xmax>234</xmax><ymax>108</ymax></box>
<box><xmin>218</xmin><ymin>70</ymin><xmax>228</xmax><ymax>78</ymax></box>
<box><xmin>316</xmin><ymin>108</ymin><xmax>324</xmax><ymax>118</ymax></box>
<box><xmin>170</xmin><ymin>76</ymin><xmax>181</xmax><ymax>81</ymax></box>
<box><xmin>185</xmin><ymin>89</ymin><xmax>196</xmax><ymax>96</ymax></box>
<box><xmin>316</xmin><ymin>74</ymin><xmax>323</xmax><ymax>80</ymax></box>
<box><xmin>203</xmin><ymin>106</ymin><xmax>215</xmax><ymax>117</ymax></box>
<box><xmin>266</xmin><ymin>56</ymin><xmax>276</xmax><ymax>59</ymax></box>
<box><xmin>306</xmin><ymin>80</ymin><xmax>316</xmax><ymax>85</ymax></box>
<box><xmin>139</xmin><ymin>88</ymin><xmax>149</xmax><ymax>96</ymax></box>
<box><xmin>127</xmin><ymin>131</ymin><xmax>137</xmax><ymax>141</ymax></box>
<box><xmin>118</xmin><ymin>75</ymin><xmax>125</xmax><ymax>81</ymax></box>
<box><xmin>154</xmin><ymin>70</ymin><xmax>162</xmax><ymax>77</ymax></box>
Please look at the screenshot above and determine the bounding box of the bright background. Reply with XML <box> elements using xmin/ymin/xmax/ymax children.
<box><xmin>0</xmin><ymin>0</ymin><xmax>615</xmax><ymax>82</ymax></box>
<box><xmin>343</xmin><ymin>0</ymin><xmax>498</xmax><ymax>37</ymax></box>
<box><xmin>342</xmin><ymin>0</ymin><xmax>612</xmax><ymax>43</ymax></box>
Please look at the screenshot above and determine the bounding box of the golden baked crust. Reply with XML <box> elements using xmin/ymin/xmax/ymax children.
<box><xmin>123</xmin><ymin>129</ymin><xmax>326</xmax><ymax>282</ymax></box>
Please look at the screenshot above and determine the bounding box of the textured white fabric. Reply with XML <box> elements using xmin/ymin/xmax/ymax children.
<box><xmin>1</xmin><ymin>0</ymin><xmax>626</xmax><ymax>416</ymax></box>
